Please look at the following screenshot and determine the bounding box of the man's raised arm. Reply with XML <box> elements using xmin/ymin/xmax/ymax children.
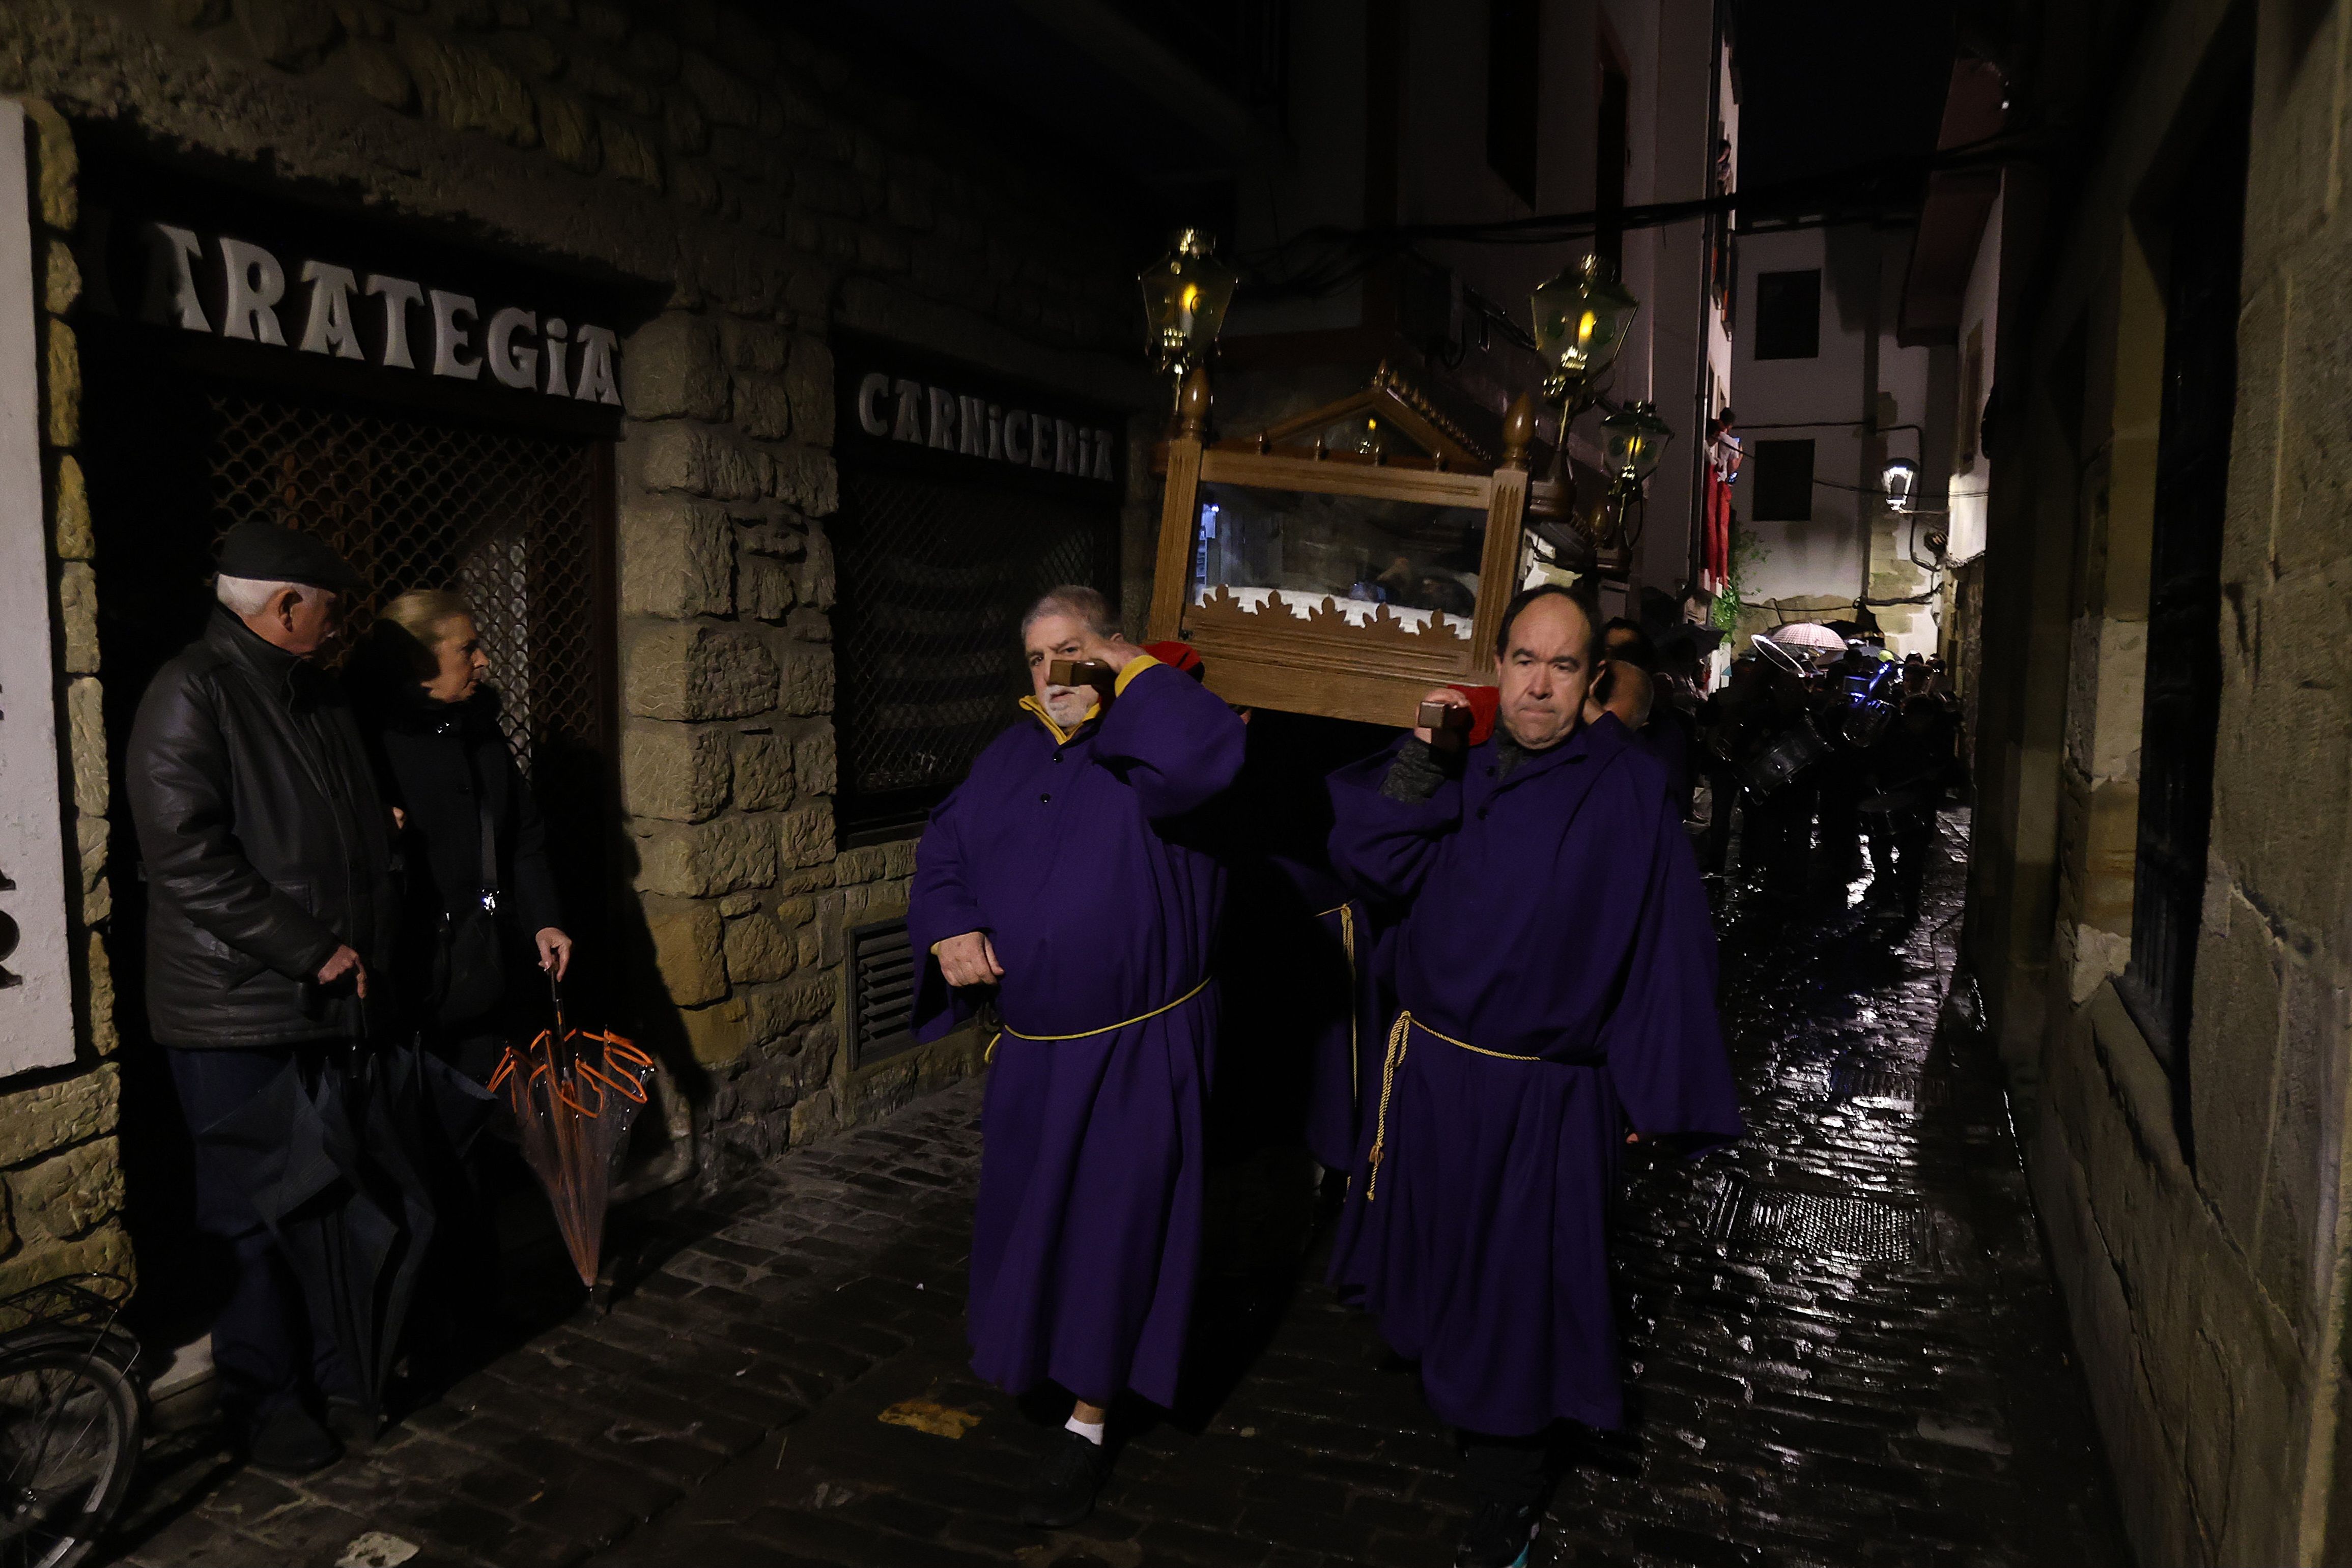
<box><xmin>1325</xmin><ymin>733</ymin><xmax>1464</xmax><ymax>907</ymax></box>
<box><xmin>1091</xmin><ymin>656</ymin><xmax>1245</xmax><ymax>820</ymax></box>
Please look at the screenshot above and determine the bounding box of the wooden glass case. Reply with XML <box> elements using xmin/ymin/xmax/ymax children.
<box><xmin>1147</xmin><ymin>363</ymin><xmax>1567</xmax><ymax>726</ymax></box>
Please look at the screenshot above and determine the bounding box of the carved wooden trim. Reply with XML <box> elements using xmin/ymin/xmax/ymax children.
<box><xmin>1189</xmin><ymin>583</ymin><xmax>1475</xmax><ymax>652</ymax></box>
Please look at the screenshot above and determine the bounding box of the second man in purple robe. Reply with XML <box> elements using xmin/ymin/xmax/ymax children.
<box><xmin>908</xmin><ymin>585</ymin><xmax>1245</xmax><ymax>1527</ymax></box>
<box><xmin>1326</xmin><ymin>583</ymin><xmax>1743</xmax><ymax>1568</ymax></box>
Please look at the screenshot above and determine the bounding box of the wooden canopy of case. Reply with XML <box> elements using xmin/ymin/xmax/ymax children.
<box><xmin>1145</xmin><ymin>363</ymin><xmax>1559</xmax><ymax>728</ymax></box>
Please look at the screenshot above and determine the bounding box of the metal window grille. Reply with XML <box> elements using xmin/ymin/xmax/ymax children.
<box><xmin>201</xmin><ymin>389</ymin><xmax>606</xmax><ymax>775</ymax></box>
<box><xmin>2121</xmin><ymin>76</ymin><xmax>2249</xmax><ymax>1097</ymax></box>
<box><xmin>849</xmin><ymin>918</ymin><xmax>919</xmax><ymax>1067</ymax></box>
<box><xmin>833</xmin><ymin>466</ymin><xmax>1119</xmax><ymax>837</ymax></box>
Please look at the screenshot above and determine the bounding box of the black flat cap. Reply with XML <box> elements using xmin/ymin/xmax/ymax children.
<box><xmin>216</xmin><ymin>521</ymin><xmax>365</xmax><ymax>595</ymax></box>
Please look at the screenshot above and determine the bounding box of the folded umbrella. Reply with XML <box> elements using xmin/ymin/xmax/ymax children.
<box><xmin>196</xmin><ymin>1037</ymin><xmax>441</xmax><ymax>1427</ymax></box>
<box><xmin>490</xmin><ymin>978</ymin><xmax>656</xmax><ymax>1289</ymax></box>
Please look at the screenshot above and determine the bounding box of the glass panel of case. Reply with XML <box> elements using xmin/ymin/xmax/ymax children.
<box><xmin>1189</xmin><ymin>479</ymin><xmax>1487</xmax><ymax>643</ymax></box>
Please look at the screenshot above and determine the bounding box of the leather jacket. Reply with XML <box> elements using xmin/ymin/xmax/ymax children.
<box><xmin>126</xmin><ymin>608</ymin><xmax>400</xmax><ymax>1047</ymax></box>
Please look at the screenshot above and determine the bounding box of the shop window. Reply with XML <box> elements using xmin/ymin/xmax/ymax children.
<box><xmin>1486</xmin><ymin>0</ymin><xmax>1539</xmax><ymax>205</ymax></box>
<box><xmin>201</xmin><ymin>390</ymin><xmax>609</xmax><ymax>776</ymax></box>
<box><xmin>2118</xmin><ymin>74</ymin><xmax>2249</xmax><ymax>1133</ymax></box>
<box><xmin>1749</xmin><ymin>439</ymin><xmax>1815</xmax><ymax>521</ymax></box>
<box><xmin>1753</xmin><ymin>269</ymin><xmax>1822</xmax><ymax>359</ymax></box>
<box><xmin>832</xmin><ymin>467</ymin><xmax>1118</xmax><ymax>841</ymax></box>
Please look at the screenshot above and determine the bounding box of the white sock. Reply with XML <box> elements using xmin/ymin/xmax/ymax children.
<box><xmin>1065</xmin><ymin>1415</ymin><xmax>1106</xmax><ymax>1446</ymax></box>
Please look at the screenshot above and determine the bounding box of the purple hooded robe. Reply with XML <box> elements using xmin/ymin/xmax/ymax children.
<box><xmin>909</xmin><ymin>658</ymin><xmax>1245</xmax><ymax>1408</ymax></box>
<box><xmin>1325</xmin><ymin>712</ymin><xmax>1742</xmax><ymax>1435</ymax></box>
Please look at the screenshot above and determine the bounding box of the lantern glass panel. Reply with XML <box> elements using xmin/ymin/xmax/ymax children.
<box><xmin>1140</xmin><ymin>236</ymin><xmax>1239</xmax><ymax>370</ymax></box>
<box><xmin>1602</xmin><ymin>403</ymin><xmax>1674</xmax><ymax>482</ymax></box>
<box><xmin>1189</xmin><ymin>480</ymin><xmax>1489</xmax><ymax>644</ymax></box>
<box><xmin>1530</xmin><ymin>264</ymin><xmax>1639</xmax><ymax>382</ymax></box>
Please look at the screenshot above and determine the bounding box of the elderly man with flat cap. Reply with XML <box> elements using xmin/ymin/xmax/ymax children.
<box><xmin>127</xmin><ymin>520</ymin><xmax>402</xmax><ymax>1473</ymax></box>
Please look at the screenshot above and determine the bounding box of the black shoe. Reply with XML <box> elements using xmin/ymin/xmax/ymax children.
<box><xmin>1456</xmin><ymin>1501</ymin><xmax>1539</xmax><ymax>1568</ymax></box>
<box><xmin>1018</xmin><ymin>1427</ymin><xmax>1110</xmax><ymax>1528</ymax></box>
<box><xmin>247</xmin><ymin>1404</ymin><xmax>341</xmax><ymax>1475</ymax></box>
<box><xmin>323</xmin><ymin>1395</ymin><xmax>380</xmax><ymax>1449</ymax></box>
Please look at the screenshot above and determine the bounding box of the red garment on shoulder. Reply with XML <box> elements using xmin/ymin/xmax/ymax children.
<box><xmin>1145</xmin><ymin>641</ymin><xmax>1205</xmax><ymax>680</ymax></box>
<box><xmin>1443</xmin><ymin>684</ymin><xmax>1501</xmax><ymax>744</ymax></box>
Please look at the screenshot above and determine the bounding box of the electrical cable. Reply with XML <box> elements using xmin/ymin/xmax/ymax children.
<box><xmin>1230</xmin><ymin>130</ymin><xmax>2044</xmax><ymax>304</ymax></box>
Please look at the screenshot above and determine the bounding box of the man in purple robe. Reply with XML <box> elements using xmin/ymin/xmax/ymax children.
<box><xmin>1325</xmin><ymin>583</ymin><xmax>1743</xmax><ymax>1568</ymax></box>
<box><xmin>909</xmin><ymin>585</ymin><xmax>1244</xmax><ymax>1527</ymax></box>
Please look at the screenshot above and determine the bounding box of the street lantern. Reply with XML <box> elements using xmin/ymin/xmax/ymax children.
<box><xmin>1139</xmin><ymin>229</ymin><xmax>1238</xmax><ymax>388</ymax></box>
<box><xmin>1530</xmin><ymin>254</ymin><xmax>1639</xmax><ymax>407</ymax></box>
<box><xmin>1882</xmin><ymin>458</ymin><xmax>1919</xmax><ymax>512</ymax></box>
<box><xmin>1602</xmin><ymin>400</ymin><xmax>1674</xmax><ymax>493</ymax></box>
<box><xmin>1600</xmin><ymin>399</ymin><xmax>1674</xmax><ymax>543</ymax></box>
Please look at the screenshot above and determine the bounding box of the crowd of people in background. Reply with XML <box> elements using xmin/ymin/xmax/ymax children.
<box><xmin>1566</xmin><ymin>583</ymin><xmax>1968</xmax><ymax>926</ymax></box>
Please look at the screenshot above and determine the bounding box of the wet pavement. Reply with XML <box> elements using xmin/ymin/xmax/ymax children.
<box><xmin>109</xmin><ymin>808</ymin><xmax>2129</xmax><ymax>1567</ymax></box>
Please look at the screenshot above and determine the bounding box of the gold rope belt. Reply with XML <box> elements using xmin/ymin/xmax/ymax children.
<box><xmin>1364</xmin><ymin>1009</ymin><xmax>1541</xmax><ymax>1201</ymax></box>
<box><xmin>1317</xmin><ymin>902</ymin><xmax>1358</xmax><ymax>1098</ymax></box>
<box><xmin>985</xmin><ymin>973</ymin><xmax>1214</xmax><ymax>1062</ymax></box>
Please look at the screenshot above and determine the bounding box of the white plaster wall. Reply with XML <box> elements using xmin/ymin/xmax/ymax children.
<box><xmin>1732</xmin><ymin>226</ymin><xmax>1867</xmax><ymax>607</ymax></box>
<box><xmin>1947</xmin><ymin>181</ymin><xmax>2003</xmax><ymax>563</ymax></box>
<box><xmin>1227</xmin><ymin>0</ymin><xmax>1368</xmax><ymax>338</ymax></box>
<box><xmin>0</xmin><ymin>100</ymin><xmax>74</xmax><ymax>1077</ymax></box>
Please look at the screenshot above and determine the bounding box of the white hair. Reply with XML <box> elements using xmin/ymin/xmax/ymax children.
<box><xmin>1021</xmin><ymin>585</ymin><xmax>1118</xmax><ymax>641</ymax></box>
<box><xmin>215</xmin><ymin>575</ymin><xmax>324</xmax><ymax>617</ymax></box>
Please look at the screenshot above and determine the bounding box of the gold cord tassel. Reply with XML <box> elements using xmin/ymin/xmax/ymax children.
<box><xmin>1365</xmin><ymin>1010</ymin><xmax>1414</xmax><ymax>1202</ymax></box>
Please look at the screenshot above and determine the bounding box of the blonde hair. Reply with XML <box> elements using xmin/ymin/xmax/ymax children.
<box><xmin>360</xmin><ymin>589</ymin><xmax>474</xmax><ymax>684</ymax></box>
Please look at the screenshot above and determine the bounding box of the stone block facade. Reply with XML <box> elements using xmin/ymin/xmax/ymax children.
<box><xmin>0</xmin><ymin>0</ymin><xmax>1158</xmax><ymax>1228</ymax></box>
<box><xmin>1964</xmin><ymin>2</ymin><xmax>2352</xmax><ymax>1562</ymax></box>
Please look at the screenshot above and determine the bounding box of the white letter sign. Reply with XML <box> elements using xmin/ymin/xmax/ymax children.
<box><xmin>296</xmin><ymin>261</ymin><xmax>363</xmax><ymax>360</ymax></box>
<box><xmin>216</xmin><ymin>237</ymin><xmax>289</xmax><ymax>345</ymax></box>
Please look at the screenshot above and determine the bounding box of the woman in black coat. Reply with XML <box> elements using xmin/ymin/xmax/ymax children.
<box><xmin>353</xmin><ymin>589</ymin><xmax>572</xmax><ymax>1082</ymax></box>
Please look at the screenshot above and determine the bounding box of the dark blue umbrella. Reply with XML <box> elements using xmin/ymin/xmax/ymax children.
<box><xmin>197</xmin><ymin>1035</ymin><xmax>490</xmax><ymax>1423</ymax></box>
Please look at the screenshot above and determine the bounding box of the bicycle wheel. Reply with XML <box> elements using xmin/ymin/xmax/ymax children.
<box><xmin>0</xmin><ymin>1335</ymin><xmax>142</xmax><ymax>1568</ymax></box>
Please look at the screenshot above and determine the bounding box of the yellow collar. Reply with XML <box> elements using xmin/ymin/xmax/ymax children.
<box><xmin>1021</xmin><ymin>694</ymin><xmax>1099</xmax><ymax>745</ymax></box>
<box><xmin>1019</xmin><ymin>654</ymin><xmax>1159</xmax><ymax>744</ymax></box>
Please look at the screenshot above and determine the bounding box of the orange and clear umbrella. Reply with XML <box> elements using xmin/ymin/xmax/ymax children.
<box><xmin>489</xmin><ymin>980</ymin><xmax>656</xmax><ymax>1288</ymax></box>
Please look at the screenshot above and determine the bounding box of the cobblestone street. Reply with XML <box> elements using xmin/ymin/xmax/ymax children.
<box><xmin>111</xmin><ymin>813</ymin><xmax>2129</xmax><ymax>1568</ymax></box>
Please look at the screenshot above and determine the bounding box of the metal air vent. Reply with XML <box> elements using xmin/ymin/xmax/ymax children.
<box><xmin>850</xmin><ymin>919</ymin><xmax>919</xmax><ymax>1068</ymax></box>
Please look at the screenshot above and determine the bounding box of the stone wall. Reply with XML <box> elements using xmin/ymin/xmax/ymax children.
<box><xmin>0</xmin><ymin>101</ymin><xmax>134</xmax><ymax>1300</ymax></box>
<box><xmin>1964</xmin><ymin>1</ymin><xmax>2352</xmax><ymax>1563</ymax></box>
<box><xmin>0</xmin><ymin>0</ymin><xmax>1158</xmax><ymax>1195</ymax></box>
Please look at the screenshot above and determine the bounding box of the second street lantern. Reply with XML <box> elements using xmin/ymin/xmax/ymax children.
<box><xmin>1602</xmin><ymin>400</ymin><xmax>1674</xmax><ymax>495</ymax></box>
<box><xmin>1139</xmin><ymin>229</ymin><xmax>1239</xmax><ymax>388</ymax></box>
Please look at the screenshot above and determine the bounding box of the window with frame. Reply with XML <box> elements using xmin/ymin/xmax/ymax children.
<box><xmin>1753</xmin><ymin>269</ymin><xmax>1823</xmax><ymax>360</ymax></box>
<box><xmin>1486</xmin><ymin>0</ymin><xmax>1540</xmax><ymax>205</ymax></box>
<box><xmin>1595</xmin><ymin>59</ymin><xmax>1629</xmax><ymax>273</ymax></box>
<box><xmin>2117</xmin><ymin>72</ymin><xmax>2249</xmax><ymax>1140</ymax></box>
<box><xmin>1749</xmin><ymin>439</ymin><xmax>1815</xmax><ymax>521</ymax></box>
